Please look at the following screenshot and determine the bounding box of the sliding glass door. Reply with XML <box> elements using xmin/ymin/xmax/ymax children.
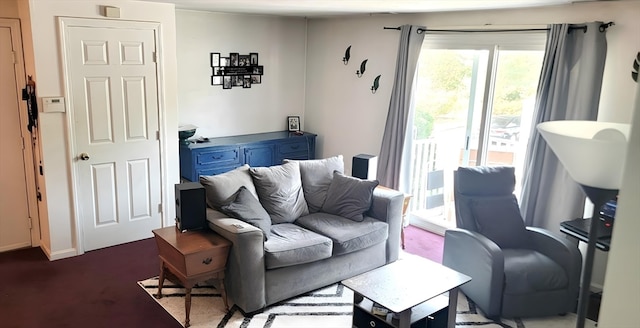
<box><xmin>407</xmin><ymin>32</ymin><xmax>545</xmax><ymax>234</ymax></box>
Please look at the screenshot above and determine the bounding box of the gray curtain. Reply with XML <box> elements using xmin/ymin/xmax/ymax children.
<box><xmin>520</xmin><ymin>22</ymin><xmax>608</xmax><ymax>229</ymax></box>
<box><xmin>377</xmin><ymin>25</ymin><xmax>425</xmax><ymax>191</ymax></box>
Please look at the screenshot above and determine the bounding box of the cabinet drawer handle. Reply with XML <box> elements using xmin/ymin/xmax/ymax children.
<box><xmin>202</xmin><ymin>257</ymin><xmax>212</xmax><ymax>265</ymax></box>
<box><xmin>290</xmin><ymin>145</ymin><xmax>300</xmax><ymax>149</ymax></box>
<box><xmin>212</xmin><ymin>155</ymin><xmax>223</xmax><ymax>159</ymax></box>
<box><xmin>369</xmin><ymin>320</ymin><xmax>376</xmax><ymax>327</ymax></box>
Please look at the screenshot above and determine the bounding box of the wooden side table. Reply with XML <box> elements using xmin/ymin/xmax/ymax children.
<box><xmin>152</xmin><ymin>226</ymin><xmax>231</xmax><ymax>327</ymax></box>
<box><xmin>377</xmin><ymin>186</ymin><xmax>412</xmax><ymax>249</ymax></box>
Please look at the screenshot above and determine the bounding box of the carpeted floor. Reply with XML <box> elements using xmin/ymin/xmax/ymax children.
<box><xmin>138</xmin><ymin>276</ymin><xmax>596</xmax><ymax>328</ymax></box>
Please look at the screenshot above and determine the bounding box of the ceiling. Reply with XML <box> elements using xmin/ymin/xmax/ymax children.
<box><xmin>141</xmin><ymin>0</ymin><xmax>605</xmax><ymax>17</ymax></box>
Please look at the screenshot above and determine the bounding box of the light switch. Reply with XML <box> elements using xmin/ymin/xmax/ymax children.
<box><xmin>42</xmin><ymin>97</ymin><xmax>66</xmax><ymax>113</ymax></box>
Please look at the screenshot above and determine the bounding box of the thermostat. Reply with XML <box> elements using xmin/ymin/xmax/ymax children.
<box><xmin>42</xmin><ymin>97</ymin><xmax>66</xmax><ymax>113</ymax></box>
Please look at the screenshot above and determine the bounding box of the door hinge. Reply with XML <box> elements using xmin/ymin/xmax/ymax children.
<box><xmin>28</xmin><ymin>217</ymin><xmax>33</xmax><ymax>229</ymax></box>
<box><xmin>158</xmin><ymin>203</ymin><xmax>163</xmax><ymax>213</ymax></box>
<box><xmin>21</xmin><ymin>137</ymin><xmax>25</xmax><ymax>150</ymax></box>
<box><xmin>152</xmin><ymin>51</ymin><xmax>157</xmax><ymax>63</ymax></box>
<box><xmin>12</xmin><ymin>51</ymin><xmax>16</xmax><ymax>64</ymax></box>
<box><xmin>156</xmin><ymin>131</ymin><xmax>160</xmax><ymax>140</ymax></box>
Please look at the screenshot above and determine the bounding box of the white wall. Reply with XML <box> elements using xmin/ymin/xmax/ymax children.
<box><xmin>27</xmin><ymin>0</ymin><xmax>179</xmax><ymax>259</ymax></box>
<box><xmin>599</xmin><ymin>76</ymin><xmax>640</xmax><ymax>328</ymax></box>
<box><xmin>175</xmin><ymin>10</ymin><xmax>307</xmax><ymax>138</ymax></box>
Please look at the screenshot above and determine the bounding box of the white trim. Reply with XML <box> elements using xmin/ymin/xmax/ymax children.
<box><xmin>58</xmin><ymin>17</ymin><xmax>166</xmax><ymax>254</ymax></box>
<box><xmin>423</xmin><ymin>30</ymin><xmax>547</xmax><ymax>51</ymax></box>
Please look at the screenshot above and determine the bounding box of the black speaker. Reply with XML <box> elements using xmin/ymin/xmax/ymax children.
<box><xmin>175</xmin><ymin>182</ymin><xmax>207</xmax><ymax>231</ymax></box>
<box><xmin>352</xmin><ymin>154</ymin><xmax>378</xmax><ymax>180</ymax></box>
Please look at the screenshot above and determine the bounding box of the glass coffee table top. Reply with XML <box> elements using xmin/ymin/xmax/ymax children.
<box><xmin>342</xmin><ymin>255</ymin><xmax>471</xmax><ymax>314</ymax></box>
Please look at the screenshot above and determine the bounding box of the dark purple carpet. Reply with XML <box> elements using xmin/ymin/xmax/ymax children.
<box><xmin>0</xmin><ymin>226</ymin><xmax>443</xmax><ymax>328</ymax></box>
<box><xmin>403</xmin><ymin>225</ymin><xmax>444</xmax><ymax>263</ymax></box>
<box><xmin>0</xmin><ymin>238</ymin><xmax>180</xmax><ymax>328</ymax></box>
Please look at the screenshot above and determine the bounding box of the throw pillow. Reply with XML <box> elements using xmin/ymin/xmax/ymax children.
<box><xmin>283</xmin><ymin>155</ymin><xmax>344</xmax><ymax>213</ymax></box>
<box><xmin>199</xmin><ymin>164</ymin><xmax>258</xmax><ymax>210</ymax></box>
<box><xmin>220</xmin><ymin>186</ymin><xmax>271</xmax><ymax>240</ymax></box>
<box><xmin>321</xmin><ymin>171</ymin><xmax>379</xmax><ymax>222</ymax></box>
<box><xmin>249</xmin><ymin>161</ymin><xmax>309</xmax><ymax>224</ymax></box>
<box><xmin>471</xmin><ymin>195</ymin><xmax>532</xmax><ymax>249</ymax></box>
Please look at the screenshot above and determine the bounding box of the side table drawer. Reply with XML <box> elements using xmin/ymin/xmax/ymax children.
<box><xmin>196</xmin><ymin>147</ymin><xmax>241</xmax><ymax>166</ymax></box>
<box><xmin>278</xmin><ymin>140</ymin><xmax>308</xmax><ymax>155</ymax></box>
<box><xmin>185</xmin><ymin>244</ymin><xmax>231</xmax><ymax>276</ymax></box>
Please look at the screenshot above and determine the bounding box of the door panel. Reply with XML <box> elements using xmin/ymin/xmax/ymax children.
<box><xmin>0</xmin><ymin>25</ymin><xmax>31</xmax><ymax>252</ymax></box>
<box><xmin>64</xmin><ymin>22</ymin><xmax>162</xmax><ymax>251</ymax></box>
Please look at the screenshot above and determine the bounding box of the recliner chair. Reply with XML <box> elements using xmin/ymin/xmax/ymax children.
<box><xmin>443</xmin><ymin>166</ymin><xmax>582</xmax><ymax>318</ymax></box>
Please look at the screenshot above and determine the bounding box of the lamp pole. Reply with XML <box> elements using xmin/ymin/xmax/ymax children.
<box><xmin>575</xmin><ymin>186</ymin><xmax>618</xmax><ymax>328</ymax></box>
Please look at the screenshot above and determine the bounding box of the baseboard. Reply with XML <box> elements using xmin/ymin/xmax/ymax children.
<box><xmin>40</xmin><ymin>243</ymin><xmax>78</xmax><ymax>261</ymax></box>
<box><xmin>408</xmin><ymin>217</ymin><xmax>447</xmax><ymax>236</ymax></box>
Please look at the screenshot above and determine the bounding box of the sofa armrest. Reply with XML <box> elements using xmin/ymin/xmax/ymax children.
<box><xmin>367</xmin><ymin>188</ymin><xmax>404</xmax><ymax>263</ymax></box>
<box><xmin>207</xmin><ymin>215</ymin><xmax>267</xmax><ymax>313</ymax></box>
<box><xmin>443</xmin><ymin>228</ymin><xmax>504</xmax><ymax>318</ymax></box>
<box><xmin>526</xmin><ymin>227</ymin><xmax>582</xmax><ymax>299</ymax></box>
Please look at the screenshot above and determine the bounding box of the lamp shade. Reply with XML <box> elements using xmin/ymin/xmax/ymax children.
<box><xmin>537</xmin><ymin>120</ymin><xmax>630</xmax><ymax>190</ymax></box>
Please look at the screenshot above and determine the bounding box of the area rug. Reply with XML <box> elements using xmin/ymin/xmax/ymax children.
<box><xmin>138</xmin><ymin>277</ymin><xmax>596</xmax><ymax>328</ymax></box>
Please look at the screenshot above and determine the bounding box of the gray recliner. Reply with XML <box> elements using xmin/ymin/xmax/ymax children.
<box><xmin>442</xmin><ymin>166</ymin><xmax>582</xmax><ymax>318</ymax></box>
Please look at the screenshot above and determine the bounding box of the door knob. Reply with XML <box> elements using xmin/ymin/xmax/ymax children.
<box><xmin>79</xmin><ymin>153</ymin><xmax>90</xmax><ymax>161</ymax></box>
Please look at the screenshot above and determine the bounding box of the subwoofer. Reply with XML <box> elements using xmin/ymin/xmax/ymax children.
<box><xmin>175</xmin><ymin>182</ymin><xmax>207</xmax><ymax>231</ymax></box>
<box><xmin>352</xmin><ymin>154</ymin><xmax>378</xmax><ymax>180</ymax></box>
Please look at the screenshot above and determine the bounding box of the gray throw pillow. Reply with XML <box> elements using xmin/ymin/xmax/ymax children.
<box><xmin>249</xmin><ymin>161</ymin><xmax>309</xmax><ymax>224</ymax></box>
<box><xmin>199</xmin><ymin>164</ymin><xmax>258</xmax><ymax>210</ymax></box>
<box><xmin>471</xmin><ymin>195</ymin><xmax>532</xmax><ymax>249</ymax></box>
<box><xmin>220</xmin><ymin>186</ymin><xmax>271</xmax><ymax>240</ymax></box>
<box><xmin>283</xmin><ymin>155</ymin><xmax>344</xmax><ymax>213</ymax></box>
<box><xmin>321</xmin><ymin>171</ymin><xmax>379</xmax><ymax>222</ymax></box>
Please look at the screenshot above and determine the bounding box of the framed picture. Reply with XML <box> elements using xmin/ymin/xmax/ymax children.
<box><xmin>223</xmin><ymin>76</ymin><xmax>232</xmax><ymax>89</ymax></box>
<box><xmin>239</xmin><ymin>55</ymin><xmax>249</xmax><ymax>66</ymax></box>
<box><xmin>250</xmin><ymin>53</ymin><xmax>259</xmax><ymax>65</ymax></box>
<box><xmin>243</xmin><ymin>76</ymin><xmax>251</xmax><ymax>88</ymax></box>
<box><xmin>220</xmin><ymin>57</ymin><xmax>230</xmax><ymax>66</ymax></box>
<box><xmin>230</xmin><ymin>53</ymin><xmax>239</xmax><ymax>66</ymax></box>
<box><xmin>287</xmin><ymin>116</ymin><xmax>300</xmax><ymax>132</ymax></box>
<box><xmin>251</xmin><ymin>75</ymin><xmax>261</xmax><ymax>84</ymax></box>
<box><xmin>211</xmin><ymin>75</ymin><xmax>222</xmax><ymax>85</ymax></box>
<box><xmin>252</xmin><ymin>66</ymin><xmax>263</xmax><ymax>75</ymax></box>
<box><xmin>210</xmin><ymin>52</ymin><xmax>220</xmax><ymax>67</ymax></box>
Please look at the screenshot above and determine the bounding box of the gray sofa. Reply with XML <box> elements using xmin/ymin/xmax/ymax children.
<box><xmin>200</xmin><ymin>156</ymin><xmax>403</xmax><ymax>314</ymax></box>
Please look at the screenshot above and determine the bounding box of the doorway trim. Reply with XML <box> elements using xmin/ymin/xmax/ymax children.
<box><xmin>58</xmin><ymin>17</ymin><xmax>168</xmax><ymax>255</ymax></box>
<box><xmin>0</xmin><ymin>18</ymin><xmax>41</xmax><ymax>249</ymax></box>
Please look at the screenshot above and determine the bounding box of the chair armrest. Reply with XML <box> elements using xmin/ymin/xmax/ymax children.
<box><xmin>526</xmin><ymin>227</ymin><xmax>582</xmax><ymax>296</ymax></box>
<box><xmin>207</xmin><ymin>216</ymin><xmax>267</xmax><ymax>313</ymax></box>
<box><xmin>443</xmin><ymin>228</ymin><xmax>504</xmax><ymax>317</ymax></box>
<box><xmin>367</xmin><ymin>188</ymin><xmax>404</xmax><ymax>263</ymax></box>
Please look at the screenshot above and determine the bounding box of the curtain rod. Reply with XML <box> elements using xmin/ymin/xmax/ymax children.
<box><xmin>384</xmin><ymin>22</ymin><xmax>614</xmax><ymax>34</ymax></box>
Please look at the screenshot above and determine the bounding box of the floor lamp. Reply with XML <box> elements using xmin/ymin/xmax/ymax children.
<box><xmin>537</xmin><ymin>120</ymin><xmax>630</xmax><ymax>328</ymax></box>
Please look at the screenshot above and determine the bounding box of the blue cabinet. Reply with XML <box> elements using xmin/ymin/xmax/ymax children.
<box><xmin>179</xmin><ymin>131</ymin><xmax>317</xmax><ymax>181</ymax></box>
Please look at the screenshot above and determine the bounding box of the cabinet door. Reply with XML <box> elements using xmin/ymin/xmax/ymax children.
<box><xmin>244</xmin><ymin>144</ymin><xmax>275</xmax><ymax>167</ymax></box>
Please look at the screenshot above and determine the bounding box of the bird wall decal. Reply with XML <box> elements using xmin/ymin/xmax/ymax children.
<box><xmin>343</xmin><ymin>45</ymin><xmax>351</xmax><ymax>65</ymax></box>
<box><xmin>371</xmin><ymin>75</ymin><xmax>381</xmax><ymax>94</ymax></box>
<box><xmin>356</xmin><ymin>59</ymin><xmax>368</xmax><ymax>77</ymax></box>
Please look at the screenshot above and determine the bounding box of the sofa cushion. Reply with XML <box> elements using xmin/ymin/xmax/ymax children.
<box><xmin>264</xmin><ymin>223</ymin><xmax>333</xmax><ymax>269</ymax></box>
<box><xmin>471</xmin><ymin>195</ymin><xmax>531</xmax><ymax>249</ymax></box>
<box><xmin>220</xmin><ymin>186</ymin><xmax>271</xmax><ymax>240</ymax></box>
<box><xmin>250</xmin><ymin>162</ymin><xmax>309</xmax><ymax>224</ymax></box>
<box><xmin>283</xmin><ymin>155</ymin><xmax>344</xmax><ymax>213</ymax></box>
<box><xmin>503</xmin><ymin>249</ymin><xmax>569</xmax><ymax>294</ymax></box>
<box><xmin>321</xmin><ymin>171</ymin><xmax>379</xmax><ymax>222</ymax></box>
<box><xmin>295</xmin><ymin>212</ymin><xmax>388</xmax><ymax>256</ymax></box>
<box><xmin>199</xmin><ymin>164</ymin><xmax>258</xmax><ymax>210</ymax></box>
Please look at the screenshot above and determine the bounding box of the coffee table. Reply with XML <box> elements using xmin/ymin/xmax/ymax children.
<box><xmin>342</xmin><ymin>255</ymin><xmax>471</xmax><ymax>328</ymax></box>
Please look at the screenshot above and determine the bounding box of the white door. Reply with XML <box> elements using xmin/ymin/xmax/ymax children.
<box><xmin>0</xmin><ymin>23</ymin><xmax>32</xmax><ymax>252</ymax></box>
<box><xmin>63</xmin><ymin>20</ymin><xmax>162</xmax><ymax>252</ymax></box>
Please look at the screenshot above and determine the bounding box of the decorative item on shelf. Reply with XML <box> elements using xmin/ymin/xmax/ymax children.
<box><xmin>632</xmin><ymin>51</ymin><xmax>639</xmax><ymax>82</ymax></box>
<box><xmin>287</xmin><ymin>116</ymin><xmax>300</xmax><ymax>132</ymax></box>
<box><xmin>343</xmin><ymin>45</ymin><xmax>351</xmax><ymax>65</ymax></box>
<box><xmin>356</xmin><ymin>59</ymin><xmax>368</xmax><ymax>77</ymax></box>
<box><xmin>371</xmin><ymin>75</ymin><xmax>381</xmax><ymax>94</ymax></box>
<box><xmin>210</xmin><ymin>52</ymin><xmax>263</xmax><ymax>89</ymax></box>
<box><xmin>178</xmin><ymin>124</ymin><xmax>198</xmax><ymax>144</ymax></box>
<box><xmin>537</xmin><ymin>120</ymin><xmax>630</xmax><ymax>328</ymax></box>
